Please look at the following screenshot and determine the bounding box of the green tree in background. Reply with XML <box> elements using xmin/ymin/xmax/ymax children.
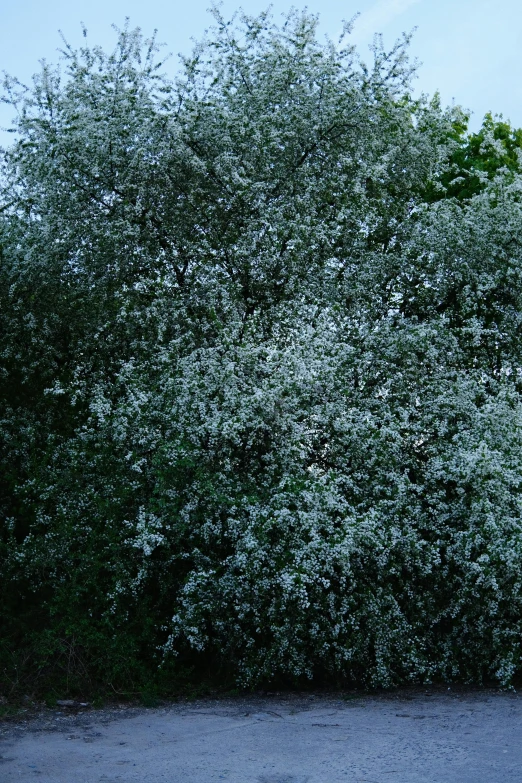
<box><xmin>434</xmin><ymin>111</ymin><xmax>522</xmax><ymax>201</ymax></box>
<box><xmin>1</xmin><ymin>10</ymin><xmax>522</xmax><ymax>698</ymax></box>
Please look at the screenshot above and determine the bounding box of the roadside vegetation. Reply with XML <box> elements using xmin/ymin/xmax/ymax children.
<box><xmin>2</xmin><ymin>8</ymin><xmax>522</xmax><ymax>701</ymax></box>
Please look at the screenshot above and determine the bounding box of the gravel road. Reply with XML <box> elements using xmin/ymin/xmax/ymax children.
<box><xmin>1</xmin><ymin>690</ymin><xmax>521</xmax><ymax>782</ymax></box>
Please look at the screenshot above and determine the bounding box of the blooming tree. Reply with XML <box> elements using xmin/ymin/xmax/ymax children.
<box><xmin>1</xmin><ymin>9</ymin><xmax>522</xmax><ymax>693</ymax></box>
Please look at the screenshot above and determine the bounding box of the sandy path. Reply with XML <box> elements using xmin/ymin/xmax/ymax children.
<box><xmin>1</xmin><ymin>690</ymin><xmax>521</xmax><ymax>782</ymax></box>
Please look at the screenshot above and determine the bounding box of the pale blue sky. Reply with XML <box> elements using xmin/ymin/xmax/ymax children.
<box><xmin>1</xmin><ymin>0</ymin><xmax>522</xmax><ymax>148</ymax></box>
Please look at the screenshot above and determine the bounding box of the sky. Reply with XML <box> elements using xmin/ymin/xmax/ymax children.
<box><xmin>1</xmin><ymin>0</ymin><xmax>521</xmax><ymax>147</ymax></box>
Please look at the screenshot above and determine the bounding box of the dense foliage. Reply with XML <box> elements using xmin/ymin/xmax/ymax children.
<box><xmin>2</xmin><ymin>10</ymin><xmax>522</xmax><ymax>697</ymax></box>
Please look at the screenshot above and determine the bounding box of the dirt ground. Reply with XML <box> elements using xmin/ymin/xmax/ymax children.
<box><xmin>1</xmin><ymin>688</ymin><xmax>521</xmax><ymax>782</ymax></box>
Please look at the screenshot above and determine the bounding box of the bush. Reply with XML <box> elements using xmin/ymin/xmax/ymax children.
<box><xmin>1</xmin><ymin>9</ymin><xmax>522</xmax><ymax>696</ymax></box>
